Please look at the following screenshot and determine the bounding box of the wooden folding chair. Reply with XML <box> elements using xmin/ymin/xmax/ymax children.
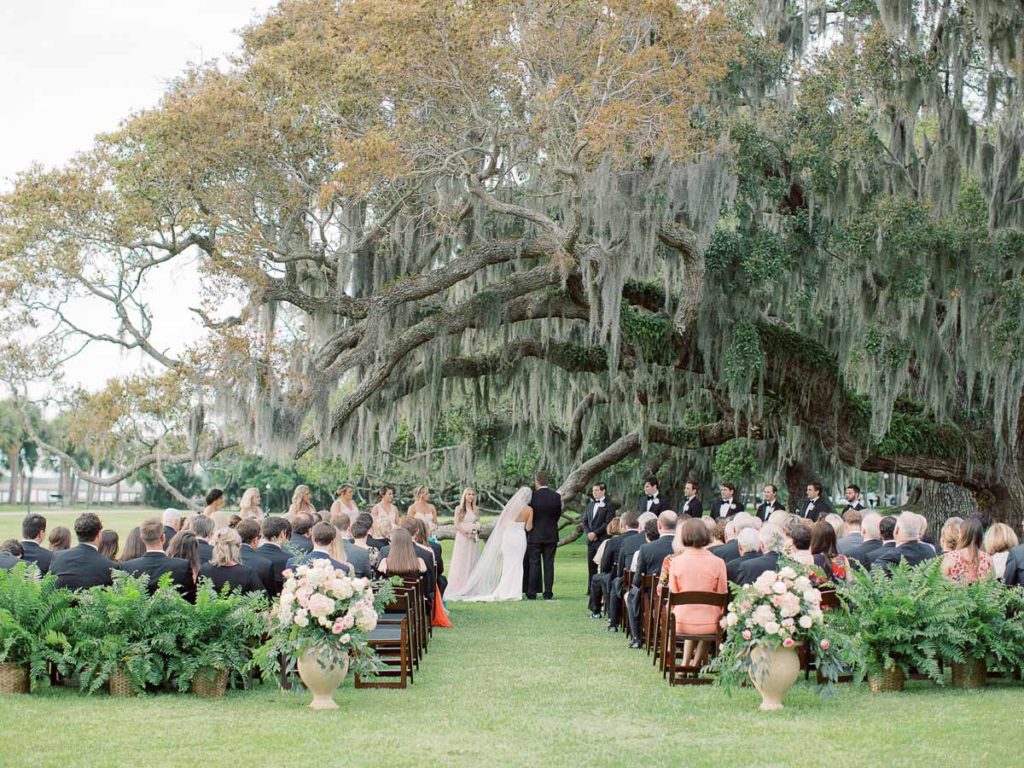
<box><xmin>620</xmin><ymin>569</ymin><xmax>633</xmax><ymax>633</ymax></box>
<box><xmin>380</xmin><ymin>590</ymin><xmax>418</xmax><ymax>677</ymax></box>
<box><xmin>641</xmin><ymin>574</ymin><xmax>658</xmax><ymax>654</ymax></box>
<box><xmin>665</xmin><ymin>590</ymin><xmax>729</xmax><ymax>686</ymax></box>
<box><xmin>355</xmin><ymin>620</ymin><xmax>409</xmax><ymax>689</ymax></box>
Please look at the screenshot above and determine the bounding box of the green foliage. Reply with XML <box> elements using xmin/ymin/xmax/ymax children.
<box><xmin>721</xmin><ymin>322</ymin><xmax>765</xmax><ymax>386</ymax></box>
<box><xmin>712</xmin><ymin>439</ymin><xmax>758</xmax><ymax>487</ymax></box>
<box><xmin>0</xmin><ymin>565</ymin><xmax>74</xmax><ymax>687</ymax></box>
<box><xmin>619</xmin><ymin>302</ymin><xmax>674</xmax><ymax>365</ymax></box>
<box><xmin>944</xmin><ymin>578</ymin><xmax>1024</xmax><ymax>673</ymax></box>
<box><xmin>135</xmin><ymin>463</ymin><xmax>204</xmax><ymax>508</ymax></box>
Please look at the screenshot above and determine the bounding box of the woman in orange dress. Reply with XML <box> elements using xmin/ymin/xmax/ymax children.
<box><xmin>667</xmin><ymin>517</ymin><xmax>728</xmax><ymax>668</ymax></box>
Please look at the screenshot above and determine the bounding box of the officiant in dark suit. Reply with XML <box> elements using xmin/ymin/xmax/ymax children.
<box><xmin>582</xmin><ymin>483</ymin><xmax>616</xmax><ymax>597</ymax></box>
<box><xmin>526</xmin><ymin>471</ymin><xmax>562</xmax><ymax>600</ymax></box>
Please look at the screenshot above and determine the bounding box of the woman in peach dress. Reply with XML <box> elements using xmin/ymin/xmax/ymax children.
<box><xmin>444</xmin><ymin>488</ymin><xmax>481</xmax><ymax>598</ymax></box>
<box><xmin>668</xmin><ymin>517</ymin><xmax>728</xmax><ymax>669</ymax></box>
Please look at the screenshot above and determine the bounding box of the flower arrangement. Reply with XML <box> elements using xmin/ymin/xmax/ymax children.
<box><xmin>709</xmin><ymin>563</ymin><xmax>847</xmax><ymax>692</ymax></box>
<box><xmin>256</xmin><ymin>559</ymin><xmax>394</xmax><ymax>680</ymax></box>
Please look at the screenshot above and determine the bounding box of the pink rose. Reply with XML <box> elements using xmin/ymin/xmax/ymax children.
<box><xmin>820</xmin><ymin>639</ymin><xmax>830</xmax><ymax>650</ymax></box>
<box><xmin>742</xmin><ymin>630</ymin><xmax>752</xmax><ymax>640</ymax></box>
<box><xmin>331</xmin><ymin>621</ymin><xmax>343</xmax><ymax>634</ymax></box>
<box><xmin>783</xmin><ymin>637</ymin><xmax>794</xmax><ymax>648</ymax></box>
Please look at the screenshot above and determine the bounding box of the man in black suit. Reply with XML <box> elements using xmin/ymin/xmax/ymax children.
<box><xmin>582</xmin><ymin>482</ymin><xmax>616</xmax><ymax>597</ymax></box>
<box><xmin>589</xmin><ymin>514</ymin><xmax>623</xmax><ymax>618</ymax></box>
<box><xmin>756</xmin><ymin>484</ymin><xmax>786</xmax><ymax>522</ymax></box>
<box><xmin>343</xmin><ymin>514</ymin><xmax>373</xmax><ymax>579</ymax></box>
<box><xmin>709</xmin><ymin>483</ymin><xmax>743</xmax><ymax>521</ymax></box>
<box><xmin>637</xmin><ymin>476</ymin><xmax>668</xmax><ymax>515</ymax></box>
<box><xmin>737</xmin><ymin>524</ymin><xmax>787</xmax><ymax>585</ymax></box>
<box><xmin>117</xmin><ymin>517</ymin><xmax>195</xmax><ymax>601</ymax></box>
<box><xmin>1003</xmin><ymin>523</ymin><xmax>1024</xmax><ymax>585</ymax></box>
<box><xmin>0</xmin><ymin>551</ymin><xmax>19</xmax><ymax>570</ymax></box>
<box><xmin>236</xmin><ymin>519</ymin><xmax>275</xmax><ymax>596</ymax></box>
<box><xmin>287</xmin><ymin>522</ymin><xmax>351</xmax><ymax>575</ymax></box>
<box><xmin>20</xmin><ymin>513</ymin><xmax>52</xmax><ymax>575</ymax></box>
<box><xmin>290</xmin><ymin>513</ymin><xmax>315</xmax><ymax>555</ymax></box>
<box><xmin>678</xmin><ymin>481</ymin><xmax>702</xmax><ymax>518</ymax></box>
<box><xmin>710</xmin><ymin>512</ymin><xmax>756</xmax><ymax>563</ymax></box>
<box><xmin>162</xmin><ymin>508</ymin><xmax>182</xmax><ymax>552</ymax></box>
<box><xmin>863</xmin><ymin>515</ymin><xmax>898</xmax><ymax>568</ymax></box>
<box><xmin>606</xmin><ymin>510</ymin><xmax>641</xmax><ymax>631</ymax></box>
<box><xmin>627</xmin><ymin>510</ymin><xmax>677</xmax><ymax>648</ymax></box>
<box><xmin>331</xmin><ymin>511</ymin><xmax>373</xmax><ymax>579</ymax></box>
<box><xmin>843</xmin><ymin>484</ymin><xmax>866</xmax><ymax>512</ymax></box>
<box><xmin>873</xmin><ymin>512</ymin><xmax>937</xmax><ymax>573</ymax></box>
<box><xmin>256</xmin><ymin>516</ymin><xmax>292</xmax><ymax>595</ymax></box>
<box><xmin>192</xmin><ymin>515</ymin><xmax>215</xmax><ymax>562</ymax></box>
<box><xmin>800</xmin><ymin>482</ymin><xmax>832</xmax><ymax>522</ymax></box>
<box><xmin>525</xmin><ymin>471</ymin><xmax>562</xmax><ymax>600</ymax></box>
<box><xmin>727</xmin><ymin>528</ymin><xmax>762</xmax><ymax>584</ymax></box>
<box><xmin>50</xmin><ymin>513</ymin><xmax>114</xmax><ymax>590</ymax></box>
<box><xmin>845</xmin><ymin>512</ymin><xmax>882</xmax><ymax>567</ymax></box>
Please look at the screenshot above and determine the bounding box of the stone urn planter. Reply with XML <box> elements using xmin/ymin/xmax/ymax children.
<box><xmin>950</xmin><ymin>658</ymin><xmax>987</xmax><ymax>689</ymax></box>
<box><xmin>191</xmin><ymin>667</ymin><xmax>230</xmax><ymax>698</ymax></box>
<box><xmin>748</xmin><ymin>643</ymin><xmax>801</xmax><ymax>711</ymax></box>
<box><xmin>868</xmin><ymin>666</ymin><xmax>905</xmax><ymax>692</ymax></box>
<box><xmin>108</xmin><ymin>667</ymin><xmax>135</xmax><ymax>697</ymax></box>
<box><xmin>0</xmin><ymin>662</ymin><xmax>29</xmax><ymax>694</ymax></box>
<box><xmin>297</xmin><ymin>649</ymin><xmax>349</xmax><ymax>710</ymax></box>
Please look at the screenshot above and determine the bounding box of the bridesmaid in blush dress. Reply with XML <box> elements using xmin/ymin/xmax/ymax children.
<box><xmin>445</xmin><ymin>488</ymin><xmax>481</xmax><ymax>598</ymax></box>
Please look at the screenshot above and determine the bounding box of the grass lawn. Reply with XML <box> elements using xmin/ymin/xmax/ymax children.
<box><xmin>0</xmin><ymin>506</ymin><xmax>160</xmax><ymax>543</ymax></box>
<box><xmin>1</xmin><ymin>533</ymin><xmax>1021</xmax><ymax>767</ymax></box>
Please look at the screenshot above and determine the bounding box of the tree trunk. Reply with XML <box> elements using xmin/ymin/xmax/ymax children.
<box><xmin>784</xmin><ymin>461</ymin><xmax>812</xmax><ymax>514</ymax></box>
<box><xmin>24</xmin><ymin>473</ymin><xmax>34</xmax><ymax>509</ymax></box>
<box><xmin>7</xmin><ymin>447</ymin><xmax>19</xmax><ymax>505</ymax></box>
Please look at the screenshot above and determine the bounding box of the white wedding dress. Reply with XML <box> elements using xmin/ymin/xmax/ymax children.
<box><xmin>444</xmin><ymin>487</ymin><xmax>529</xmax><ymax>602</ymax></box>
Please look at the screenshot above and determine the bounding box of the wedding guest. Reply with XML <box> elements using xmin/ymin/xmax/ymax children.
<box><xmin>287</xmin><ymin>484</ymin><xmax>317</xmax><ymax>519</ymax></box>
<box><xmin>843</xmin><ymin>484</ymin><xmax>866</xmax><ymax>511</ymax></box>
<box><xmin>627</xmin><ymin>511</ymin><xmax>678</xmax><ymax>648</ymax></box>
<box><xmin>191</xmin><ymin>515</ymin><xmax>215</xmax><ymax>562</ymax></box>
<box><xmin>767</xmin><ymin>509</ymin><xmax>790</xmax><ymax>529</ymax></box>
<box><xmin>162</xmin><ymin>509</ymin><xmax>181</xmax><ymax>551</ymax></box>
<box><xmin>788</xmin><ymin>523</ymin><xmax>815</xmax><ymax>567</ymax></box>
<box><xmin>409</xmin><ymin>517</ymin><xmax>445</xmax><ymax>594</ymax></box>
<box><xmin>810</xmin><ymin>520</ymin><xmax>848</xmax><ymax>582</ymax></box>
<box><xmin>939</xmin><ymin>517</ymin><xmax>964</xmax><ymax>555</ymax></box>
<box><xmin>255</xmin><ymin>516</ymin><xmax>292</xmax><ymax>595</ymax></box>
<box><xmin>236</xmin><ymin>519</ymin><xmax>275</xmax><ymax>594</ymax></box>
<box><xmin>407</xmin><ymin>485</ymin><xmax>438</xmax><ymax>534</ymax></box>
<box><xmin>756</xmin><ymin>484</ymin><xmax>785</xmax><ymax>522</ymax></box>
<box><xmin>50</xmin><ymin>513</ymin><xmax>114</xmax><ymax>590</ymax></box>
<box><xmin>200</xmin><ymin>528</ymin><xmax>265</xmax><ymax>595</ymax></box>
<box><xmin>737</xmin><ymin>524</ymin><xmax>787</xmax><ymax>585</ymax></box>
<box><xmin>238</xmin><ymin>487</ymin><xmax>264</xmax><ymax>520</ymax></box>
<box><xmin>606</xmin><ymin>510</ymin><xmax>642</xmax><ymax>632</ymax></box>
<box><xmin>701</xmin><ymin>517</ymin><xmax>720</xmax><ymax>546</ymax></box>
<box><xmin>709</xmin><ymin>483</ymin><xmax>743</xmax><ymax>521</ymax></box>
<box><xmin>983</xmin><ymin>523</ymin><xmax>1018</xmax><ymax>581</ymax></box>
<box><xmin>378</xmin><ymin>528</ymin><xmax>426</xmax><ymax>578</ymax></box>
<box><xmin>874</xmin><ymin>512</ymin><xmax>938</xmax><ymax>573</ymax></box>
<box><xmin>97</xmin><ymin>529</ymin><xmax>119</xmax><ymax>560</ymax></box>
<box><xmin>846</xmin><ymin>512</ymin><xmax>882</xmax><ymax>567</ymax></box>
<box><xmin>667</xmin><ymin>518</ymin><xmax>727</xmax><ymax>669</ymax></box>
<box><xmin>941</xmin><ymin>516</ymin><xmax>994</xmax><ymax>584</ymax></box>
<box><xmin>286</xmin><ymin>522</ymin><xmax>350</xmax><ymax>575</ymax></box>
<box><xmin>290</xmin><ymin>513</ymin><xmax>315</xmax><ymax>555</ymax></box>
<box><xmin>19</xmin><ymin>514</ymin><xmax>51</xmax><ymax>575</ymax></box>
<box><xmin>331</xmin><ymin>512</ymin><xmax>371</xmax><ymax>578</ymax></box>
<box><xmin>824</xmin><ymin>513</ymin><xmax>844</xmax><ymax>539</ymax></box>
<box><xmin>710</xmin><ymin>512</ymin><xmax>756</xmax><ymax>563</ymax></box>
<box><xmin>204</xmin><ymin>488</ymin><xmax>229</xmax><ymax>529</ymax></box>
<box><xmin>330</xmin><ymin>484</ymin><xmax>360</xmax><ymax>525</ymax></box>
<box><xmin>1003</xmin><ymin>522</ymin><xmax>1024</xmax><ymax>585</ymax></box>
<box><xmin>582</xmin><ymin>483</ymin><xmax>617</xmax><ymax>597</ymax></box>
<box><xmin>366</xmin><ymin>515</ymin><xmax>394</xmax><ymax>568</ymax></box>
<box><xmin>350</xmin><ymin>513</ymin><xmax>373</xmax><ymax>556</ymax></box>
<box><xmin>837</xmin><ymin>509</ymin><xmax>863</xmax><ymax>555</ymax></box>
<box><xmin>801</xmin><ymin>482</ymin><xmax>831</xmax><ymax>522</ymax></box>
<box><xmin>590</xmin><ymin>517</ymin><xmax>621</xmax><ymax>618</ymax></box>
<box><xmin>48</xmin><ymin>525</ymin><xmax>71</xmax><ymax>552</ymax></box>
<box><xmin>727</xmin><ymin>528</ymin><xmax>761</xmax><ymax>584</ymax></box>
<box><xmin>168</xmin><ymin>531</ymin><xmax>202</xmax><ymax>584</ymax></box>
<box><xmin>119</xmin><ymin>526</ymin><xmax>146</xmax><ymax>562</ymax></box>
<box><xmin>0</xmin><ymin>540</ymin><xmax>23</xmax><ymax>557</ymax></box>
<box><xmin>389</xmin><ymin>518</ymin><xmax>439</xmax><ymax>609</ymax></box>
<box><xmin>0</xmin><ymin>548</ymin><xmax>19</xmax><ymax>570</ymax></box>
<box><xmin>679</xmin><ymin>481</ymin><xmax>702</xmax><ymax>518</ymax></box>
<box><xmin>637</xmin><ymin>476</ymin><xmax>666</xmax><ymax>515</ymax></box>
<box><xmin>117</xmin><ymin>517</ymin><xmax>195</xmax><ymax>601</ymax></box>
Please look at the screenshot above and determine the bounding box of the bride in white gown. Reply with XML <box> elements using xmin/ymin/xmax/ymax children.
<box><xmin>444</xmin><ymin>487</ymin><xmax>533</xmax><ymax>602</ymax></box>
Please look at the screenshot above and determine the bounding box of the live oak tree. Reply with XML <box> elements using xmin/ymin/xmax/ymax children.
<box><xmin>2</xmin><ymin>0</ymin><xmax>1024</xmax><ymax>531</ymax></box>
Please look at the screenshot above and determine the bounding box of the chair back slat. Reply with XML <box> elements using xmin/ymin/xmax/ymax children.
<box><xmin>667</xmin><ymin>590</ymin><xmax>729</xmax><ymax>608</ymax></box>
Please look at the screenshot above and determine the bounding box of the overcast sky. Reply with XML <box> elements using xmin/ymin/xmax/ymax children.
<box><xmin>0</xmin><ymin>1</ymin><xmax>279</xmax><ymax>390</ymax></box>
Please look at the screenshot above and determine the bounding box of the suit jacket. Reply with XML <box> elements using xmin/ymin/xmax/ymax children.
<box><xmin>615</xmin><ymin>530</ymin><xmax>645</xmax><ymax>579</ymax></box>
<box><xmin>710</xmin><ymin>540</ymin><xmax>741</xmax><ymax>563</ymax></box>
<box><xmin>0</xmin><ymin>552</ymin><xmax>20</xmax><ymax>571</ymax></box>
<box><xmin>679</xmin><ymin>496</ymin><xmax>703</xmax><ymax>518</ymax></box>
<box><xmin>240</xmin><ymin>544</ymin><xmax>275</xmax><ymax>596</ymax></box>
<box><xmin>582</xmin><ymin>499</ymin><xmax>616</xmax><ymax>544</ymax></box>
<box><xmin>528</xmin><ymin>487</ymin><xmax>562</xmax><ymax>545</ymax></box>
<box><xmin>428</xmin><ymin>540</ymin><xmax>444</xmax><ymax>577</ymax></box>
<box><xmin>20</xmin><ymin>540</ymin><xmax>52</xmax><ymax>575</ymax></box>
<box><xmin>846</xmin><ymin>538</ymin><xmax>883</xmax><ymax>568</ymax></box>
<box><xmin>799</xmin><ymin>497</ymin><xmax>832</xmax><ymax>522</ymax></box>
<box><xmin>1003</xmin><ymin>544</ymin><xmax>1024</xmax><ymax>586</ymax></box>
<box><xmin>290</xmin><ymin>534</ymin><xmax>313</xmax><ymax>555</ymax></box>
<box><xmin>637</xmin><ymin>493</ymin><xmax>667</xmax><ymax>515</ymax></box>
<box><xmin>599</xmin><ymin>534</ymin><xmax>625</xmax><ymax>575</ymax></box>
<box><xmin>117</xmin><ymin>551</ymin><xmax>195</xmax><ymax>601</ymax></box>
<box><xmin>864</xmin><ymin>541</ymin><xmax>896</xmax><ymax>568</ymax></box>
<box><xmin>727</xmin><ymin>552</ymin><xmax>760</xmax><ymax>584</ymax></box>
<box><xmin>756</xmin><ymin>500</ymin><xmax>786</xmax><ymax>522</ymax></box>
<box><xmin>199</xmin><ymin>562</ymin><xmax>265</xmax><ymax>595</ymax></box>
<box><xmin>709</xmin><ymin>497</ymin><xmax>743</xmax><ymax>521</ymax></box>
<box><xmin>836</xmin><ymin>532</ymin><xmax>863</xmax><ymax>556</ymax></box>
<box><xmin>343</xmin><ymin>540</ymin><xmax>372</xmax><ymax>578</ymax></box>
<box><xmin>634</xmin><ymin>535</ymin><xmax>675</xmax><ymax>581</ymax></box>
<box><xmin>51</xmin><ymin>543</ymin><xmax>114</xmax><ymax>591</ymax></box>
<box><xmin>286</xmin><ymin>550</ymin><xmax>351</xmax><ymax>575</ymax></box>
<box><xmin>197</xmin><ymin>539</ymin><xmax>214</xmax><ymax>563</ymax></box>
<box><xmin>163</xmin><ymin>526</ymin><xmax>178</xmax><ymax>551</ymax></box>
<box><xmin>255</xmin><ymin>542</ymin><xmax>292</xmax><ymax>595</ymax></box>
<box><xmin>737</xmin><ymin>551</ymin><xmax>781</xmax><ymax>585</ymax></box>
<box><xmin>873</xmin><ymin>540</ymin><xmax>938</xmax><ymax>572</ymax></box>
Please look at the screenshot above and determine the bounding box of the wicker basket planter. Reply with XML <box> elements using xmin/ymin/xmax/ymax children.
<box><xmin>868</xmin><ymin>666</ymin><xmax>905</xmax><ymax>692</ymax></box>
<box><xmin>950</xmin><ymin>658</ymin><xmax>987</xmax><ymax>689</ymax></box>
<box><xmin>191</xmin><ymin>668</ymin><xmax>229</xmax><ymax>698</ymax></box>
<box><xmin>108</xmin><ymin>667</ymin><xmax>135</xmax><ymax>697</ymax></box>
<box><xmin>0</xmin><ymin>662</ymin><xmax>29</xmax><ymax>694</ymax></box>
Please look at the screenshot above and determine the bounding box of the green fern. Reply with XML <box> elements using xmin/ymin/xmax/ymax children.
<box><xmin>0</xmin><ymin>564</ymin><xmax>75</xmax><ymax>689</ymax></box>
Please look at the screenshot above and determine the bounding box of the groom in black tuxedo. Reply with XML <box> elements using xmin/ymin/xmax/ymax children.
<box><xmin>582</xmin><ymin>482</ymin><xmax>616</xmax><ymax>597</ymax></box>
<box><xmin>526</xmin><ymin>471</ymin><xmax>562</xmax><ymax>600</ymax></box>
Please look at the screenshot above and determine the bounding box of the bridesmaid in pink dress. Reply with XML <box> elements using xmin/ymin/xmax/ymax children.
<box><xmin>445</xmin><ymin>488</ymin><xmax>481</xmax><ymax>598</ymax></box>
<box><xmin>668</xmin><ymin>518</ymin><xmax>728</xmax><ymax>668</ymax></box>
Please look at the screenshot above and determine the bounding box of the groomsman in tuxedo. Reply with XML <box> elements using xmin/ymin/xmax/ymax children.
<box><xmin>710</xmin><ymin>483</ymin><xmax>743</xmax><ymax>520</ymax></box>
<box><xmin>756</xmin><ymin>484</ymin><xmax>786</xmax><ymax>522</ymax></box>
<box><xmin>843</xmin><ymin>484</ymin><xmax>866</xmax><ymax>511</ymax></box>
<box><xmin>800</xmin><ymin>482</ymin><xmax>832</xmax><ymax>522</ymax></box>
<box><xmin>20</xmin><ymin>514</ymin><xmax>52</xmax><ymax>575</ymax></box>
<box><xmin>636</xmin><ymin>476</ymin><xmax>667</xmax><ymax>515</ymax></box>
<box><xmin>582</xmin><ymin>483</ymin><xmax>616</xmax><ymax>597</ymax></box>
<box><xmin>679</xmin><ymin>481</ymin><xmax>702</xmax><ymax>518</ymax></box>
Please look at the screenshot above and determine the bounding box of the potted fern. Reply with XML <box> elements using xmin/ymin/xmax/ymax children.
<box><xmin>944</xmin><ymin>578</ymin><xmax>1024</xmax><ymax>688</ymax></box>
<box><xmin>0</xmin><ymin>564</ymin><xmax>74</xmax><ymax>693</ymax></box>
<box><xmin>176</xmin><ymin>582</ymin><xmax>268</xmax><ymax>698</ymax></box>
<box><xmin>829</xmin><ymin>561</ymin><xmax>965</xmax><ymax>691</ymax></box>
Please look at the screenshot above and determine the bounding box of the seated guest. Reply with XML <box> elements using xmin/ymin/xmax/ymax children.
<box><xmin>20</xmin><ymin>514</ymin><xmax>52</xmax><ymax>575</ymax></box>
<box><xmin>98</xmin><ymin>529</ymin><xmax>119</xmax><ymax>561</ymax></box>
<box><xmin>983</xmin><ymin>523</ymin><xmax>1019</xmax><ymax>582</ymax></box>
<box><xmin>590</xmin><ymin>517</ymin><xmax>621</xmax><ymax>618</ymax></box>
<box><xmin>162</xmin><ymin>509</ymin><xmax>181</xmax><ymax>552</ymax></box>
<box><xmin>864</xmin><ymin>515</ymin><xmax>898</xmax><ymax>567</ymax></box>
<box><xmin>710</xmin><ymin>512</ymin><xmax>756</xmax><ymax>563</ymax></box>
<box><xmin>1003</xmin><ymin>522</ymin><xmax>1024</xmax><ymax>586</ymax></box>
<box><xmin>119</xmin><ymin>527</ymin><xmax>146</xmax><ymax>562</ymax></box>
<box><xmin>290</xmin><ymin>513</ymin><xmax>315</xmax><ymax>555</ymax></box>
<box><xmin>767</xmin><ymin>510</ymin><xmax>790</xmax><ymax>529</ymax></box>
<box><xmin>379</xmin><ymin>519</ymin><xmax>436</xmax><ymax>595</ymax></box>
<box><xmin>846</xmin><ymin>512</ymin><xmax>882</xmax><ymax>567</ymax></box>
<box><xmin>726</xmin><ymin>528</ymin><xmax>761</xmax><ymax>584</ymax></box>
<box><xmin>939</xmin><ymin>517</ymin><xmax>963</xmax><ymax>556</ymax></box>
<box><xmin>941</xmin><ymin>516</ymin><xmax>994</xmax><ymax>584</ymax></box>
<box><xmin>0</xmin><ymin>549</ymin><xmax>19</xmax><ymax>570</ymax></box>
<box><xmin>366</xmin><ymin>516</ymin><xmax>394</xmax><ymax>568</ymax></box>
<box><xmin>787</xmin><ymin>522</ymin><xmax>816</xmax><ymax>567</ymax></box>
<box><xmin>737</xmin><ymin>524</ymin><xmax>787</xmax><ymax>585</ymax></box>
<box><xmin>837</xmin><ymin>509</ymin><xmax>863</xmax><ymax>555</ymax></box>
<box><xmin>48</xmin><ymin>525</ymin><xmax>71</xmax><ymax>552</ymax></box>
<box><xmin>810</xmin><ymin>520</ymin><xmax>848</xmax><ymax>582</ymax></box>
<box><xmin>702</xmin><ymin>517</ymin><xmax>722</xmax><ymax>547</ymax></box>
<box><xmin>286</xmin><ymin>522</ymin><xmax>351</xmax><ymax>575</ymax></box>
<box><xmin>191</xmin><ymin>515</ymin><xmax>216</xmax><ymax>562</ymax></box>
<box><xmin>824</xmin><ymin>513</ymin><xmax>844</xmax><ymax>539</ymax></box>
<box><xmin>0</xmin><ymin>539</ymin><xmax>24</xmax><ymax>557</ymax></box>
<box><xmin>873</xmin><ymin>512</ymin><xmax>938</xmax><ymax>573</ymax></box>
<box><xmin>50</xmin><ymin>513</ymin><xmax>114</xmax><ymax>590</ymax></box>
<box><xmin>256</xmin><ymin>516</ymin><xmax>293</xmax><ymax>595</ymax></box>
<box><xmin>117</xmin><ymin>517</ymin><xmax>196</xmax><ymax>601</ymax></box>
<box><xmin>236</xmin><ymin>519</ymin><xmax>275</xmax><ymax>595</ymax></box>
<box><xmin>407</xmin><ymin>517</ymin><xmax>444</xmax><ymax>595</ymax></box>
<box><xmin>667</xmin><ymin>518</ymin><xmax>728</xmax><ymax>669</ymax></box>
<box><xmin>608</xmin><ymin>511</ymin><xmax>644</xmax><ymax>632</ymax></box>
<box><xmin>378</xmin><ymin>527</ymin><xmax>427</xmax><ymax>578</ymax></box>
<box><xmin>709</xmin><ymin>483</ymin><xmax>743</xmax><ymax>521</ymax></box>
<box><xmin>333</xmin><ymin>512</ymin><xmax>371</xmax><ymax>578</ymax></box>
<box><xmin>627</xmin><ymin>511</ymin><xmax>678</xmax><ymax>648</ymax></box>
<box><xmin>168</xmin><ymin>531</ymin><xmax>202</xmax><ymax>585</ymax></box>
<box><xmin>199</xmin><ymin>528</ymin><xmax>265</xmax><ymax>594</ymax></box>
<box><xmin>228</xmin><ymin>514</ymin><xmax>243</xmax><ymax>529</ymax></box>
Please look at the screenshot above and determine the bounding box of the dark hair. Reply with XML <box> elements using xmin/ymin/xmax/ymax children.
<box><xmin>880</xmin><ymin>516</ymin><xmax>897</xmax><ymax>540</ymax></box>
<box><xmin>73</xmin><ymin>513</ymin><xmax>103</xmax><ymax>543</ymax></box>
<box><xmin>236</xmin><ymin>519</ymin><xmax>262</xmax><ymax>545</ymax></box>
<box><xmin>204</xmin><ymin>488</ymin><xmax>224</xmax><ymax>506</ymax></box>
<box><xmin>293</xmin><ymin>513</ymin><xmax>314</xmax><ymax>536</ymax></box>
<box><xmin>191</xmin><ymin>515</ymin><xmax>214</xmax><ymax>539</ymax></box>
<box><xmin>384</xmin><ymin>528</ymin><xmax>420</xmax><ymax>575</ymax></box>
<box><xmin>378</xmin><ymin>485</ymin><xmax>395</xmax><ymax>499</ymax></box>
<box><xmin>592</xmin><ymin>482</ymin><xmax>607</xmax><ymax>494</ymax></box>
<box><xmin>684</xmin><ymin>479</ymin><xmax>699</xmax><ymax>492</ymax></box>
<box><xmin>120</xmin><ymin>527</ymin><xmax>147</xmax><ymax>561</ymax></box>
<box><xmin>48</xmin><ymin>526</ymin><xmax>71</xmax><ymax>551</ymax></box>
<box><xmin>228</xmin><ymin>514</ymin><xmax>242</xmax><ymax>528</ymax></box>
<box><xmin>621</xmin><ymin>510</ymin><xmax>640</xmax><ymax>529</ymax></box>
<box><xmin>535</xmin><ymin>470</ymin><xmax>549</xmax><ymax>486</ymax></box>
<box><xmin>168</xmin><ymin>531</ymin><xmax>201</xmax><ymax>579</ymax></box>
<box><xmin>22</xmin><ymin>514</ymin><xmax>46</xmax><ymax>540</ymax></box>
<box><xmin>680</xmin><ymin>518</ymin><xmax>710</xmax><ymax>548</ymax></box>
<box><xmin>263</xmin><ymin>516</ymin><xmax>292</xmax><ymax>540</ymax></box>
<box><xmin>352</xmin><ymin>514</ymin><xmax>373</xmax><ymax>539</ymax></box>
<box><xmin>311</xmin><ymin>521</ymin><xmax>336</xmax><ymax>546</ymax></box>
<box><xmin>98</xmin><ymin>530</ymin><xmax>119</xmax><ymax>560</ymax></box>
<box><xmin>644</xmin><ymin>476</ymin><xmax>659</xmax><ymax>489</ymax></box>
<box><xmin>790</xmin><ymin>523</ymin><xmax>812</xmax><ymax>551</ymax></box>
<box><xmin>720</xmin><ymin>482</ymin><xmax>736</xmax><ymax>492</ymax></box>
<box><xmin>402</xmin><ymin>517</ymin><xmax>427</xmax><ymax>544</ymax></box>
<box><xmin>846</xmin><ymin>484</ymin><xmax>860</xmax><ymax>494</ymax></box>
<box><xmin>808</xmin><ymin>481</ymin><xmax>824</xmax><ymax>494</ymax></box>
<box><xmin>958</xmin><ymin>516</ymin><xmax>985</xmax><ymax>554</ymax></box>
<box><xmin>764</xmin><ymin>483</ymin><xmax>778</xmax><ymax>494</ymax></box>
<box><xmin>810</xmin><ymin>521</ymin><xmax>837</xmax><ymax>558</ymax></box>
<box><xmin>644</xmin><ymin>519</ymin><xmax>659</xmax><ymax>542</ymax></box>
<box><xmin>0</xmin><ymin>539</ymin><xmax>23</xmax><ymax>557</ymax></box>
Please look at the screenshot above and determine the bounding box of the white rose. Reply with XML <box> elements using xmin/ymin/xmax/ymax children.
<box><xmin>799</xmin><ymin>615</ymin><xmax>813</xmax><ymax>629</ymax></box>
<box><xmin>294</xmin><ymin>613</ymin><xmax>309</xmax><ymax>628</ymax></box>
<box><xmin>764</xmin><ymin>621</ymin><xmax>780</xmax><ymax>635</ymax></box>
<box><xmin>726</xmin><ymin>612</ymin><xmax>739</xmax><ymax>627</ymax></box>
<box><xmin>778</xmin><ymin>566</ymin><xmax>797</xmax><ymax>580</ymax></box>
<box><xmin>803</xmin><ymin>589</ymin><xmax>820</xmax><ymax>604</ymax></box>
<box><xmin>772</xmin><ymin>581</ymin><xmax>787</xmax><ymax>595</ymax></box>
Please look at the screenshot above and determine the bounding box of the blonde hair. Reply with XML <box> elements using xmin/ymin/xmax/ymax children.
<box><xmin>455</xmin><ymin>487</ymin><xmax>476</xmax><ymax>524</ymax></box>
<box><xmin>940</xmin><ymin>517</ymin><xmax>963</xmax><ymax>551</ymax></box>
<box><xmin>288</xmin><ymin>485</ymin><xmax>313</xmax><ymax>515</ymax></box>
<box><xmin>239</xmin><ymin>487</ymin><xmax>260</xmax><ymax>515</ymax></box>
<box><xmin>983</xmin><ymin>522</ymin><xmax>1019</xmax><ymax>555</ymax></box>
<box><xmin>412</xmin><ymin>484</ymin><xmax>429</xmax><ymax>501</ymax></box>
<box><xmin>210</xmin><ymin>528</ymin><xmax>242</xmax><ymax>566</ymax></box>
<box><xmin>372</xmin><ymin>515</ymin><xmax>395</xmax><ymax>540</ymax></box>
